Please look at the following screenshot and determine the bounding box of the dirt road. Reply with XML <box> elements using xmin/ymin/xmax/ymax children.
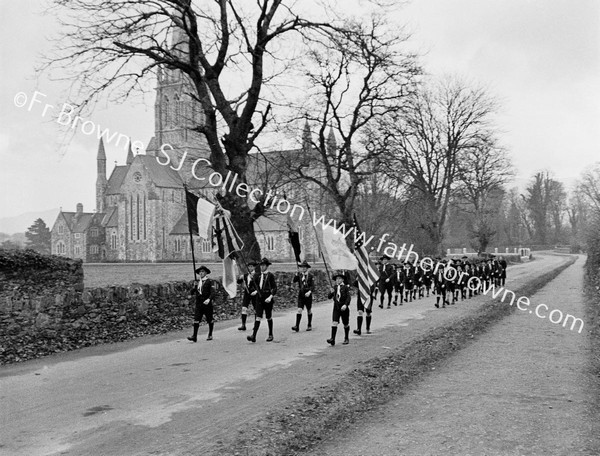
<box><xmin>307</xmin><ymin>256</ymin><xmax>598</xmax><ymax>456</ymax></box>
<box><xmin>0</xmin><ymin>254</ymin><xmax>574</xmax><ymax>456</ymax></box>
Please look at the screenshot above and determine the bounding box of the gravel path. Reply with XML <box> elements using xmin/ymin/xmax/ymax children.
<box><xmin>307</xmin><ymin>256</ymin><xmax>598</xmax><ymax>456</ymax></box>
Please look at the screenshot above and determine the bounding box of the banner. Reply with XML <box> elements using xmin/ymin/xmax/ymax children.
<box><xmin>320</xmin><ymin>224</ymin><xmax>358</xmax><ymax>270</ymax></box>
<box><xmin>223</xmin><ymin>256</ymin><xmax>239</xmax><ymax>298</ymax></box>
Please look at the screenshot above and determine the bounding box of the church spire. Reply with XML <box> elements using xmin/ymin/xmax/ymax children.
<box><xmin>302</xmin><ymin>117</ymin><xmax>312</xmax><ymax>153</ymax></box>
<box><xmin>326</xmin><ymin>126</ymin><xmax>337</xmax><ymax>154</ymax></box>
<box><xmin>126</xmin><ymin>139</ymin><xmax>134</xmax><ymax>165</ymax></box>
<box><xmin>96</xmin><ymin>139</ymin><xmax>107</xmax><ymax>213</ymax></box>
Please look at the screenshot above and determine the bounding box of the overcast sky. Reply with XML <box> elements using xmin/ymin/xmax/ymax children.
<box><xmin>0</xmin><ymin>0</ymin><xmax>598</xmax><ymax>221</ymax></box>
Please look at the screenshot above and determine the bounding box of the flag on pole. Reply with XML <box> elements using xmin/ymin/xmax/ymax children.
<box><xmin>185</xmin><ymin>190</ymin><xmax>216</xmax><ymax>238</ymax></box>
<box><xmin>213</xmin><ymin>204</ymin><xmax>244</xmax><ymax>260</ymax></box>
<box><xmin>287</xmin><ymin>213</ymin><xmax>302</xmax><ymax>264</ymax></box>
<box><xmin>319</xmin><ymin>223</ymin><xmax>358</xmax><ymax>270</ymax></box>
<box><xmin>223</xmin><ymin>256</ymin><xmax>239</xmax><ymax>298</ymax></box>
<box><xmin>353</xmin><ymin>214</ymin><xmax>379</xmax><ymax>306</ymax></box>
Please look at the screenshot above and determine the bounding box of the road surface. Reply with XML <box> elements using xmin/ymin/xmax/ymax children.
<box><xmin>306</xmin><ymin>255</ymin><xmax>598</xmax><ymax>455</ymax></box>
<box><xmin>0</xmin><ymin>254</ymin><xmax>573</xmax><ymax>455</ymax></box>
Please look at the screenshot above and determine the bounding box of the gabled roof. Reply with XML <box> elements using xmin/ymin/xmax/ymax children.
<box><xmin>58</xmin><ymin>212</ymin><xmax>99</xmax><ymax>233</ymax></box>
<box><xmin>101</xmin><ymin>206</ymin><xmax>119</xmax><ymax>228</ymax></box>
<box><xmin>254</xmin><ymin>213</ymin><xmax>288</xmax><ymax>233</ymax></box>
<box><xmin>169</xmin><ymin>211</ymin><xmax>190</xmax><ymax>235</ymax></box>
<box><xmin>138</xmin><ymin>155</ymin><xmax>183</xmax><ymax>188</ymax></box>
<box><xmin>168</xmin><ymin>211</ymin><xmax>288</xmax><ymax>236</ymax></box>
<box><xmin>106</xmin><ymin>165</ymin><xmax>129</xmax><ymax>195</ymax></box>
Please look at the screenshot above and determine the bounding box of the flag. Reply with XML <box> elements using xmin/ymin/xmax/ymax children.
<box><xmin>287</xmin><ymin>212</ymin><xmax>302</xmax><ymax>264</ymax></box>
<box><xmin>223</xmin><ymin>256</ymin><xmax>239</xmax><ymax>298</ymax></box>
<box><xmin>185</xmin><ymin>190</ymin><xmax>216</xmax><ymax>238</ymax></box>
<box><xmin>213</xmin><ymin>204</ymin><xmax>244</xmax><ymax>259</ymax></box>
<box><xmin>353</xmin><ymin>214</ymin><xmax>379</xmax><ymax>306</ymax></box>
<box><xmin>319</xmin><ymin>223</ymin><xmax>358</xmax><ymax>270</ymax></box>
<box><xmin>185</xmin><ymin>190</ymin><xmax>200</xmax><ymax>236</ymax></box>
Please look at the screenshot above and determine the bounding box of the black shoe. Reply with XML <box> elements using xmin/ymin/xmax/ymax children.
<box><xmin>435</xmin><ymin>303</ymin><xmax>439</xmax><ymax>308</ymax></box>
<box><xmin>327</xmin><ymin>338</ymin><xmax>335</xmax><ymax>346</ymax></box>
<box><xmin>378</xmin><ymin>304</ymin><xmax>383</xmax><ymax>309</ymax></box>
<box><xmin>266</xmin><ymin>335</ymin><xmax>274</xmax><ymax>342</ymax></box>
<box><xmin>353</xmin><ymin>329</ymin><xmax>361</xmax><ymax>335</ymax></box>
<box><xmin>247</xmin><ymin>335</ymin><xmax>256</xmax><ymax>343</ymax></box>
<box><xmin>342</xmin><ymin>339</ymin><xmax>349</xmax><ymax>345</ymax></box>
<box><xmin>291</xmin><ymin>326</ymin><xmax>299</xmax><ymax>332</ymax></box>
<box><xmin>306</xmin><ymin>326</ymin><xmax>312</xmax><ymax>331</ymax></box>
<box><xmin>206</xmin><ymin>335</ymin><xmax>213</xmax><ymax>341</ymax></box>
<box><xmin>394</xmin><ymin>300</ymin><xmax>398</xmax><ymax>306</ymax></box>
<box><xmin>366</xmin><ymin>329</ymin><xmax>372</xmax><ymax>334</ymax></box>
<box><xmin>238</xmin><ymin>325</ymin><xmax>246</xmax><ymax>331</ymax></box>
<box><xmin>387</xmin><ymin>305</ymin><xmax>391</xmax><ymax>309</ymax></box>
<box><xmin>187</xmin><ymin>336</ymin><xmax>197</xmax><ymax>342</ymax></box>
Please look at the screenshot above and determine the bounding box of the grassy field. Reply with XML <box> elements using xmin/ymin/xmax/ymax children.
<box><xmin>83</xmin><ymin>262</ymin><xmax>327</xmax><ymax>288</ymax></box>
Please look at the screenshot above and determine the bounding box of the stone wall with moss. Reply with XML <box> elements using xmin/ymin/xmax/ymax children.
<box><xmin>0</xmin><ymin>248</ymin><xmax>332</xmax><ymax>365</ymax></box>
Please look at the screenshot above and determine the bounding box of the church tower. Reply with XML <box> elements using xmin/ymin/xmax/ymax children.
<box><xmin>149</xmin><ymin>24</ymin><xmax>210</xmax><ymax>184</ymax></box>
<box><xmin>96</xmin><ymin>138</ymin><xmax>107</xmax><ymax>213</ymax></box>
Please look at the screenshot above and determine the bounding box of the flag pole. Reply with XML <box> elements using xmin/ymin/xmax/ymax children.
<box><xmin>305</xmin><ymin>199</ymin><xmax>333</xmax><ymax>287</ymax></box>
<box><xmin>184</xmin><ymin>184</ymin><xmax>198</xmax><ymax>282</ymax></box>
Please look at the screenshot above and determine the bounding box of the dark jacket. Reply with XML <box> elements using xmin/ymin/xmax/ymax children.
<box><xmin>293</xmin><ymin>272</ymin><xmax>315</xmax><ymax>297</ymax></box>
<box><xmin>195</xmin><ymin>277</ymin><xmax>215</xmax><ymax>304</ymax></box>
<box><xmin>238</xmin><ymin>272</ymin><xmax>258</xmax><ymax>296</ymax></box>
<box><xmin>328</xmin><ymin>284</ymin><xmax>351</xmax><ymax>309</ymax></box>
<box><xmin>257</xmin><ymin>271</ymin><xmax>277</xmax><ymax>300</ymax></box>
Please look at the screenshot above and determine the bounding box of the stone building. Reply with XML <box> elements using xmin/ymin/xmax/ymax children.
<box><xmin>50</xmin><ymin>29</ymin><xmax>332</xmax><ymax>263</ymax></box>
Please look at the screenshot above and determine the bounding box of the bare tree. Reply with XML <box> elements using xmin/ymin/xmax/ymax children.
<box><xmin>454</xmin><ymin>140</ymin><xmax>513</xmax><ymax>252</ymax></box>
<box><xmin>378</xmin><ymin>76</ymin><xmax>499</xmax><ymax>254</ymax></box>
<box><xmin>277</xmin><ymin>13</ymin><xmax>420</xmax><ymax>236</ymax></box>
<box><xmin>579</xmin><ymin>163</ymin><xmax>600</xmax><ymax>214</ymax></box>
<box><xmin>43</xmin><ymin>0</ymin><xmax>337</xmax><ymax>260</ymax></box>
<box><xmin>521</xmin><ymin>171</ymin><xmax>566</xmax><ymax>246</ymax></box>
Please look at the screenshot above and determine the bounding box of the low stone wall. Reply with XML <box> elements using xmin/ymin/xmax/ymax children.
<box><xmin>0</xmin><ymin>250</ymin><xmax>332</xmax><ymax>365</ymax></box>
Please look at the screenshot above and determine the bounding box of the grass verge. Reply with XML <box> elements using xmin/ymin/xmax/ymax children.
<box><xmin>584</xmin><ymin>262</ymin><xmax>600</xmax><ymax>453</ymax></box>
<box><xmin>217</xmin><ymin>256</ymin><xmax>577</xmax><ymax>456</ymax></box>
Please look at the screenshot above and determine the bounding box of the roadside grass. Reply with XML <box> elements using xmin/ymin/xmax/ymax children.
<box><xmin>217</xmin><ymin>256</ymin><xmax>577</xmax><ymax>456</ymax></box>
<box><xmin>584</xmin><ymin>261</ymin><xmax>600</xmax><ymax>453</ymax></box>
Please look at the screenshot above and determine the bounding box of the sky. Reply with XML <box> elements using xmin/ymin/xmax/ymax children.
<box><xmin>0</xmin><ymin>0</ymin><xmax>598</xmax><ymax>222</ymax></box>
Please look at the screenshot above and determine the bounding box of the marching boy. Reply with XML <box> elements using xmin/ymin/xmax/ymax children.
<box><xmin>187</xmin><ymin>265</ymin><xmax>215</xmax><ymax>342</ymax></box>
<box><xmin>292</xmin><ymin>261</ymin><xmax>315</xmax><ymax>332</ymax></box>
<box><xmin>327</xmin><ymin>272</ymin><xmax>351</xmax><ymax>346</ymax></box>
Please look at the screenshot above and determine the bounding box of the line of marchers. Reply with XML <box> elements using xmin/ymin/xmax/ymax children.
<box><xmin>161</xmin><ymin>153</ymin><xmax>584</xmax><ymax>334</ymax></box>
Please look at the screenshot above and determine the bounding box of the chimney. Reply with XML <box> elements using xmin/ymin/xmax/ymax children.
<box><xmin>76</xmin><ymin>203</ymin><xmax>83</xmax><ymax>213</ymax></box>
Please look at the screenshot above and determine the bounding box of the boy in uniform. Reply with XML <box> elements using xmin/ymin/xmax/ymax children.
<box><xmin>237</xmin><ymin>261</ymin><xmax>258</xmax><ymax>331</ymax></box>
<box><xmin>292</xmin><ymin>261</ymin><xmax>314</xmax><ymax>331</ymax></box>
<box><xmin>247</xmin><ymin>258</ymin><xmax>277</xmax><ymax>343</ymax></box>
<box><xmin>187</xmin><ymin>265</ymin><xmax>215</xmax><ymax>342</ymax></box>
<box><xmin>327</xmin><ymin>272</ymin><xmax>351</xmax><ymax>346</ymax></box>
<box><xmin>378</xmin><ymin>255</ymin><xmax>395</xmax><ymax>309</ymax></box>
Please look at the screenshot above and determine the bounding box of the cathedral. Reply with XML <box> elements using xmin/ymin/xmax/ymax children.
<box><xmin>50</xmin><ymin>31</ymin><xmax>327</xmax><ymax>263</ymax></box>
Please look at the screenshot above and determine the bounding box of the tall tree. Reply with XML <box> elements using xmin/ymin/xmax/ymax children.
<box><xmin>44</xmin><ymin>0</ymin><xmax>340</xmax><ymax>260</ymax></box>
<box><xmin>25</xmin><ymin>218</ymin><xmax>52</xmax><ymax>254</ymax></box>
<box><xmin>378</xmin><ymin>76</ymin><xmax>499</xmax><ymax>254</ymax></box>
<box><xmin>454</xmin><ymin>140</ymin><xmax>513</xmax><ymax>252</ymax></box>
<box><xmin>278</xmin><ymin>12</ymin><xmax>419</xmax><ymax>237</ymax></box>
<box><xmin>521</xmin><ymin>171</ymin><xmax>565</xmax><ymax>245</ymax></box>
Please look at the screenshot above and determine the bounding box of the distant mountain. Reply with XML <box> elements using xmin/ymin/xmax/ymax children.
<box><xmin>0</xmin><ymin>208</ymin><xmax>60</xmax><ymax>235</ymax></box>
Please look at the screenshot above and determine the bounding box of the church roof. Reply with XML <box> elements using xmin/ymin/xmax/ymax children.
<box><xmin>60</xmin><ymin>212</ymin><xmax>98</xmax><ymax>233</ymax></box>
<box><xmin>254</xmin><ymin>213</ymin><xmax>288</xmax><ymax>232</ymax></box>
<box><xmin>106</xmin><ymin>165</ymin><xmax>129</xmax><ymax>195</ymax></box>
<box><xmin>169</xmin><ymin>211</ymin><xmax>191</xmax><ymax>235</ymax></box>
<box><xmin>138</xmin><ymin>155</ymin><xmax>183</xmax><ymax>188</ymax></box>
<box><xmin>102</xmin><ymin>206</ymin><xmax>119</xmax><ymax>228</ymax></box>
<box><xmin>168</xmin><ymin>210</ymin><xmax>288</xmax><ymax>236</ymax></box>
